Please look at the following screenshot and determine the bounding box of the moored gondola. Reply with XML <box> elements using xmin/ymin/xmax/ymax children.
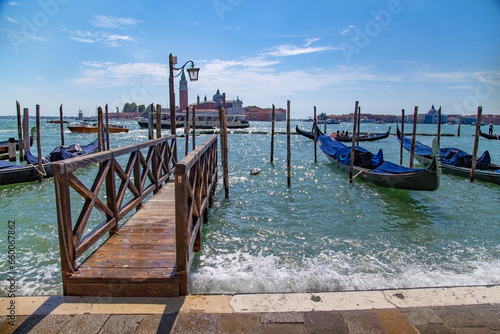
<box><xmin>397</xmin><ymin>126</ymin><xmax>500</xmax><ymax>185</ymax></box>
<box><xmin>317</xmin><ymin>134</ymin><xmax>440</xmax><ymax>191</ymax></box>
<box><xmin>296</xmin><ymin>124</ymin><xmax>391</xmax><ymax>142</ymax></box>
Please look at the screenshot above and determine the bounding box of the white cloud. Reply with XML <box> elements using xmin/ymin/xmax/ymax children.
<box><xmin>90</xmin><ymin>15</ymin><xmax>142</xmax><ymax>29</ymax></box>
<box><xmin>341</xmin><ymin>25</ymin><xmax>355</xmax><ymax>35</ymax></box>
<box><xmin>264</xmin><ymin>44</ymin><xmax>338</xmax><ymax>57</ymax></box>
<box><xmin>67</xmin><ymin>30</ymin><xmax>137</xmax><ymax>47</ymax></box>
<box><xmin>304</xmin><ymin>38</ymin><xmax>321</xmax><ymax>47</ymax></box>
<box><xmin>5</xmin><ymin>17</ymin><xmax>19</xmax><ymax>24</ymax></box>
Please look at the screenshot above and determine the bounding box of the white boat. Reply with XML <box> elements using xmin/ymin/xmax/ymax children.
<box><xmin>137</xmin><ymin>112</ymin><xmax>250</xmax><ymax>129</ymax></box>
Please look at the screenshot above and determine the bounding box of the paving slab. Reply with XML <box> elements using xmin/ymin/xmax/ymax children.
<box><xmin>58</xmin><ymin>314</ymin><xmax>110</xmax><ymax>334</ymax></box>
<box><xmin>134</xmin><ymin>314</ymin><xmax>177</xmax><ymax>334</ymax></box>
<box><xmin>432</xmin><ymin>305</ymin><xmax>486</xmax><ymax>328</ymax></box>
<box><xmin>341</xmin><ymin>309</ymin><xmax>387</xmax><ymax>334</ymax></box>
<box><xmin>98</xmin><ymin>314</ymin><xmax>143</xmax><ymax>334</ymax></box>
<box><xmin>304</xmin><ymin>311</ymin><xmax>349</xmax><ymax>334</ymax></box>
<box><xmin>171</xmin><ymin>313</ymin><xmax>220</xmax><ymax>334</ymax></box>
<box><xmin>374</xmin><ymin>309</ymin><xmax>419</xmax><ymax>334</ymax></box>
<box><xmin>218</xmin><ymin>313</ymin><xmax>260</xmax><ymax>333</ymax></box>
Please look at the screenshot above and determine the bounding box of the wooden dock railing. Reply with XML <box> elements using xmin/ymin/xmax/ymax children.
<box><xmin>175</xmin><ymin>134</ymin><xmax>218</xmax><ymax>294</ymax></box>
<box><xmin>52</xmin><ymin>134</ymin><xmax>219</xmax><ymax>296</ymax></box>
<box><xmin>52</xmin><ymin>135</ymin><xmax>177</xmax><ymax>293</ymax></box>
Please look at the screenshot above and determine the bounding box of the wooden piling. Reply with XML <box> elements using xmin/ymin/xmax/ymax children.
<box><xmin>149</xmin><ymin>103</ymin><xmax>154</xmax><ymax>140</ymax></box>
<box><xmin>219</xmin><ymin>93</ymin><xmax>229</xmax><ymax>199</ymax></box>
<box><xmin>349</xmin><ymin>101</ymin><xmax>359</xmax><ymax>183</ymax></box>
<box><xmin>23</xmin><ymin>108</ymin><xmax>30</xmax><ymax>154</ymax></box>
<box><xmin>105</xmin><ymin>104</ymin><xmax>110</xmax><ymax>150</ymax></box>
<box><xmin>156</xmin><ymin>104</ymin><xmax>162</xmax><ymax>139</ymax></box>
<box><xmin>457</xmin><ymin>115</ymin><xmax>461</xmax><ymax>137</ymax></box>
<box><xmin>470</xmin><ymin>106</ymin><xmax>482</xmax><ymax>183</ymax></box>
<box><xmin>36</xmin><ymin>105</ymin><xmax>43</xmax><ymax>183</ymax></box>
<box><xmin>97</xmin><ymin>107</ymin><xmax>103</xmax><ymax>152</ymax></box>
<box><xmin>400</xmin><ymin>109</ymin><xmax>405</xmax><ymax>165</ymax></box>
<box><xmin>192</xmin><ymin>105</ymin><xmax>196</xmax><ymax>150</ymax></box>
<box><xmin>356</xmin><ymin>105</ymin><xmax>361</xmax><ymax>146</ymax></box>
<box><xmin>8</xmin><ymin>138</ymin><xmax>16</xmax><ymax>161</ymax></box>
<box><xmin>59</xmin><ymin>104</ymin><xmax>65</xmax><ymax>146</ymax></box>
<box><xmin>185</xmin><ymin>106</ymin><xmax>190</xmax><ymax>156</ymax></box>
<box><xmin>409</xmin><ymin>106</ymin><xmax>418</xmax><ymax>168</ymax></box>
<box><xmin>313</xmin><ymin>106</ymin><xmax>317</xmax><ymax>163</ymax></box>
<box><xmin>287</xmin><ymin>100</ymin><xmax>291</xmax><ymax>187</ymax></box>
<box><xmin>437</xmin><ymin>106</ymin><xmax>442</xmax><ymax>148</ymax></box>
<box><xmin>270</xmin><ymin>104</ymin><xmax>275</xmax><ymax>163</ymax></box>
<box><xmin>16</xmin><ymin>101</ymin><xmax>24</xmax><ymax>162</ymax></box>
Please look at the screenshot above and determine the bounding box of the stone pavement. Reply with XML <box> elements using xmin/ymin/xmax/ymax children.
<box><xmin>0</xmin><ymin>286</ymin><xmax>499</xmax><ymax>333</ymax></box>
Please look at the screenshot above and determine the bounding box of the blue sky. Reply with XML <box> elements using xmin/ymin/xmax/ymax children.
<box><xmin>1</xmin><ymin>0</ymin><xmax>499</xmax><ymax>117</ymax></box>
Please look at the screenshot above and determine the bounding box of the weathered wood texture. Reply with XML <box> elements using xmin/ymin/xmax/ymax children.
<box><xmin>52</xmin><ymin>134</ymin><xmax>218</xmax><ymax>297</ymax></box>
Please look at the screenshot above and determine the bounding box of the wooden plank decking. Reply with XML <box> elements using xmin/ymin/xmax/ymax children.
<box><xmin>65</xmin><ymin>181</ymin><xmax>182</xmax><ymax>297</ymax></box>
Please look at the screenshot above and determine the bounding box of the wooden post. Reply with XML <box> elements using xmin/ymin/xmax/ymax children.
<box><xmin>23</xmin><ymin>107</ymin><xmax>30</xmax><ymax>154</ymax></box>
<box><xmin>270</xmin><ymin>104</ymin><xmax>275</xmax><ymax>163</ymax></box>
<box><xmin>8</xmin><ymin>138</ymin><xmax>16</xmax><ymax>161</ymax></box>
<box><xmin>356</xmin><ymin>105</ymin><xmax>361</xmax><ymax>146</ymax></box>
<box><xmin>149</xmin><ymin>103</ymin><xmax>154</xmax><ymax>140</ymax></box>
<box><xmin>16</xmin><ymin>101</ymin><xmax>24</xmax><ymax>161</ymax></box>
<box><xmin>219</xmin><ymin>93</ymin><xmax>229</xmax><ymax>199</ymax></box>
<box><xmin>437</xmin><ymin>106</ymin><xmax>442</xmax><ymax>148</ymax></box>
<box><xmin>457</xmin><ymin>115</ymin><xmax>461</xmax><ymax>137</ymax></box>
<box><xmin>185</xmin><ymin>106</ymin><xmax>190</xmax><ymax>156</ymax></box>
<box><xmin>470</xmin><ymin>106</ymin><xmax>482</xmax><ymax>183</ymax></box>
<box><xmin>323</xmin><ymin>117</ymin><xmax>327</xmax><ymax>134</ymax></box>
<box><xmin>409</xmin><ymin>106</ymin><xmax>418</xmax><ymax>168</ymax></box>
<box><xmin>192</xmin><ymin>105</ymin><xmax>196</xmax><ymax>150</ymax></box>
<box><xmin>349</xmin><ymin>101</ymin><xmax>359</xmax><ymax>183</ymax></box>
<box><xmin>105</xmin><ymin>104</ymin><xmax>110</xmax><ymax>150</ymax></box>
<box><xmin>287</xmin><ymin>100</ymin><xmax>291</xmax><ymax>187</ymax></box>
<box><xmin>400</xmin><ymin>109</ymin><xmax>405</xmax><ymax>165</ymax></box>
<box><xmin>97</xmin><ymin>107</ymin><xmax>103</xmax><ymax>152</ymax></box>
<box><xmin>313</xmin><ymin>106</ymin><xmax>317</xmax><ymax>163</ymax></box>
<box><xmin>156</xmin><ymin>104</ymin><xmax>162</xmax><ymax>139</ymax></box>
<box><xmin>36</xmin><ymin>105</ymin><xmax>43</xmax><ymax>183</ymax></box>
<box><xmin>59</xmin><ymin>104</ymin><xmax>65</xmax><ymax>146</ymax></box>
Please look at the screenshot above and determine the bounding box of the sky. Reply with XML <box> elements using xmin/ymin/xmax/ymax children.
<box><xmin>1</xmin><ymin>0</ymin><xmax>499</xmax><ymax>118</ymax></box>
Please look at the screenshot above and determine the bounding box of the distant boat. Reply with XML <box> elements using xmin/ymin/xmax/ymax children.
<box><xmin>479</xmin><ymin>130</ymin><xmax>499</xmax><ymax>140</ymax></box>
<box><xmin>47</xmin><ymin>120</ymin><xmax>69</xmax><ymax>124</ymax></box>
<box><xmin>296</xmin><ymin>124</ymin><xmax>391</xmax><ymax>142</ymax></box>
<box><xmin>137</xmin><ymin>112</ymin><xmax>250</xmax><ymax>130</ymax></box>
<box><xmin>68</xmin><ymin>124</ymin><xmax>129</xmax><ymax>133</ymax></box>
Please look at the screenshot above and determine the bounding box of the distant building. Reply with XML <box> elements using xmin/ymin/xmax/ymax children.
<box><xmin>191</xmin><ymin>89</ymin><xmax>245</xmax><ymax>115</ymax></box>
<box><xmin>424</xmin><ymin>105</ymin><xmax>447</xmax><ymax>124</ymax></box>
<box><xmin>179</xmin><ymin>71</ymin><xmax>188</xmax><ymax>112</ymax></box>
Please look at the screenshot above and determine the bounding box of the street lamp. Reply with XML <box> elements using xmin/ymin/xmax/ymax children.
<box><xmin>169</xmin><ymin>53</ymin><xmax>200</xmax><ymax>138</ymax></box>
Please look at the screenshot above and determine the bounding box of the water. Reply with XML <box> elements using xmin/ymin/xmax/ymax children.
<box><xmin>0</xmin><ymin>118</ymin><xmax>499</xmax><ymax>296</ymax></box>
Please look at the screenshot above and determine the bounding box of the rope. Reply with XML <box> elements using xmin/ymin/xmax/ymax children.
<box><xmin>28</xmin><ymin>163</ymin><xmax>47</xmax><ymax>176</ymax></box>
<box><xmin>351</xmin><ymin>170</ymin><xmax>363</xmax><ymax>180</ymax></box>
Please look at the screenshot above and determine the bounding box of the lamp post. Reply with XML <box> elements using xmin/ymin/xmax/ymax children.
<box><xmin>168</xmin><ymin>53</ymin><xmax>200</xmax><ymax>137</ymax></box>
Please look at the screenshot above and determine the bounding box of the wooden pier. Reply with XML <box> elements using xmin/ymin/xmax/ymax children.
<box><xmin>51</xmin><ymin>134</ymin><xmax>218</xmax><ymax>297</ymax></box>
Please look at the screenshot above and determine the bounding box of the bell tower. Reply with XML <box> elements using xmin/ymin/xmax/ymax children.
<box><xmin>179</xmin><ymin>70</ymin><xmax>188</xmax><ymax>111</ymax></box>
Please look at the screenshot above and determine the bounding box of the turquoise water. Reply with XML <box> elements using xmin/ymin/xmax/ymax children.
<box><xmin>0</xmin><ymin>119</ymin><xmax>499</xmax><ymax>296</ymax></box>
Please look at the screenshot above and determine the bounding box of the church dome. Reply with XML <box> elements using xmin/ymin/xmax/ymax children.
<box><xmin>428</xmin><ymin>104</ymin><xmax>437</xmax><ymax>114</ymax></box>
<box><xmin>213</xmin><ymin>89</ymin><xmax>223</xmax><ymax>102</ymax></box>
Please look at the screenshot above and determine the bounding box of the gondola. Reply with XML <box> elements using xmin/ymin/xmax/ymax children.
<box><xmin>397</xmin><ymin>126</ymin><xmax>500</xmax><ymax>185</ymax></box>
<box><xmin>0</xmin><ymin>138</ymin><xmax>99</xmax><ymax>186</ymax></box>
<box><xmin>479</xmin><ymin>130</ymin><xmax>500</xmax><ymax>140</ymax></box>
<box><xmin>296</xmin><ymin>124</ymin><xmax>391</xmax><ymax>142</ymax></box>
<box><xmin>317</xmin><ymin>134</ymin><xmax>440</xmax><ymax>191</ymax></box>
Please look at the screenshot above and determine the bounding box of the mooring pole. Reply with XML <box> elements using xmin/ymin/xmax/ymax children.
<box><xmin>409</xmin><ymin>106</ymin><xmax>418</xmax><ymax>168</ymax></box>
<box><xmin>400</xmin><ymin>109</ymin><xmax>405</xmax><ymax>165</ymax></box>
<box><xmin>97</xmin><ymin>107</ymin><xmax>103</xmax><ymax>152</ymax></box>
<box><xmin>356</xmin><ymin>105</ymin><xmax>361</xmax><ymax>146</ymax></box>
<box><xmin>349</xmin><ymin>101</ymin><xmax>359</xmax><ymax>183</ymax></box>
<box><xmin>270</xmin><ymin>104</ymin><xmax>275</xmax><ymax>163</ymax></box>
<box><xmin>287</xmin><ymin>100</ymin><xmax>291</xmax><ymax>187</ymax></box>
<box><xmin>105</xmin><ymin>104</ymin><xmax>110</xmax><ymax>150</ymax></box>
<box><xmin>219</xmin><ymin>93</ymin><xmax>229</xmax><ymax>199</ymax></box>
<box><xmin>16</xmin><ymin>101</ymin><xmax>24</xmax><ymax>162</ymax></box>
<box><xmin>192</xmin><ymin>105</ymin><xmax>196</xmax><ymax>150</ymax></box>
<box><xmin>36</xmin><ymin>105</ymin><xmax>43</xmax><ymax>183</ymax></box>
<box><xmin>437</xmin><ymin>106</ymin><xmax>442</xmax><ymax>148</ymax></box>
<box><xmin>313</xmin><ymin>106</ymin><xmax>317</xmax><ymax>163</ymax></box>
<box><xmin>185</xmin><ymin>106</ymin><xmax>190</xmax><ymax>156</ymax></box>
<box><xmin>59</xmin><ymin>104</ymin><xmax>65</xmax><ymax>146</ymax></box>
<box><xmin>22</xmin><ymin>107</ymin><xmax>30</xmax><ymax>156</ymax></box>
<box><xmin>156</xmin><ymin>104</ymin><xmax>162</xmax><ymax>139</ymax></box>
<box><xmin>457</xmin><ymin>115</ymin><xmax>461</xmax><ymax>137</ymax></box>
<box><xmin>470</xmin><ymin>106</ymin><xmax>482</xmax><ymax>183</ymax></box>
